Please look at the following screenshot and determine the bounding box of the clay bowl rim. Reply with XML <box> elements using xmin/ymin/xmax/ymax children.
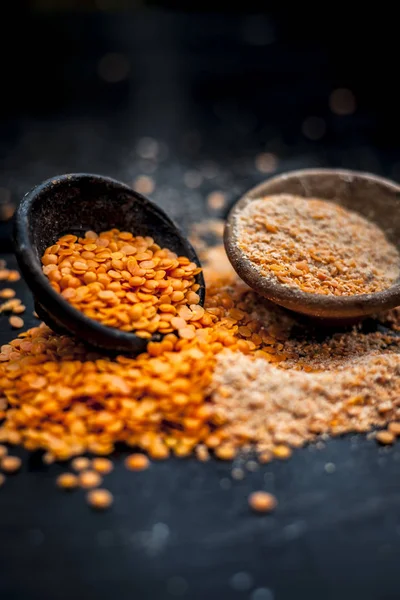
<box><xmin>224</xmin><ymin>168</ymin><xmax>400</xmax><ymax>319</ymax></box>
<box><xmin>14</xmin><ymin>172</ymin><xmax>205</xmax><ymax>351</ymax></box>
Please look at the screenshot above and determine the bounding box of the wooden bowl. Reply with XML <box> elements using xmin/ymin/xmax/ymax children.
<box><xmin>14</xmin><ymin>173</ymin><xmax>205</xmax><ymax>352</ymax></box>
<box><xmin>224</xmin><ymin>169</ymin><xmax>400</xmax><ymax>320</ymax></box>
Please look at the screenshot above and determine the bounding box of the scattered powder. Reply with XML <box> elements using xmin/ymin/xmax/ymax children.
<box><xmin>236</xmin><ymin>195</ymin><xmax>400</xmax><ymax>295</ymax></box>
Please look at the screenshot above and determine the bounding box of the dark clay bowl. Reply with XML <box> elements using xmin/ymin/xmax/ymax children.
<box><xmin>224</xmin><ymin>168</ymin><xmax>400</xmax><ymax>321</ymax></box>
<box><xmin>14</xmin><ymin>173</ymin><xmax>205</xmax><ymax>353</ymax></box>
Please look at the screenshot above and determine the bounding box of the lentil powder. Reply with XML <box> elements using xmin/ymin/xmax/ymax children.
<box><xmin>236</xmin><ymin>195</ymin><xmax>400</xmax><ymax>295</ymax></box>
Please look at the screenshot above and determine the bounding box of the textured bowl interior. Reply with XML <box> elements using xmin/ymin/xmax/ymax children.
<box><xmin>224</xmin><ymin>169</ymin><xmax>400</xmax><ymax>319</ymax></box>
<box><xmin>14</xmin><ymin>173</ymin><xmax>205</xmax><ymax>352</ymax></box>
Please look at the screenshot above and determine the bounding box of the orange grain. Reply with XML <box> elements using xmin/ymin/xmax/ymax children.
<box><xmin>41</xmin><ymin>229</ymin><xmax>202</xmax><ymax>338</ymax></box>
<box><xmin>249</xmin><ymin>491</ymin><xmax>277</xmax><ymax>513</ymax></box>
<box><xmin>125</xmin><ymin>453</ymin><xmax>150</xmax><ymax>471</ymax></box>
<box><xmin>1</xmin><ymin>455</ymin><xmax>21</xmax><ymax>473</ymax></box>
<box><xmin>87</xmin><ymin>488</ymin><xmax>113</xmax><ymax>510</ymax></box>
<box><xmin>56</xmin><ymin>472</ymin><xmax>78</xmax><ymax>490</ymax></box>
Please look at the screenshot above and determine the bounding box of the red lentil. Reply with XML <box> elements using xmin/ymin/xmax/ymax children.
<box><xmin>56</xmin><ymin>472</ymin><xmax>78</xmax><ymax>490</ymax></box>
<box><xmin>41</xmin><ymin>229</ymin><xmax>202</xmax><ymax>339</ymax></box>
<box><xmin>87</xmin><ymin>488</ymin><xmax>113</xmax><ymax>510</ymax></box>
<box><xmin>248</xmin><ymin>491</ymin><xmax>277</xmax><ymax>513</ymax></box>
<box><xmin>9</xmin><ymin>316</ymin><xmax>24</xmax><ymax>329</ymax></box>
<box><xmin>71</xmin><ymin>457</ymin><xmax>91</xmax><ymax>472</ymax></box>
<box><xmin>375</xmin><ymin>430</ymin><xmax>395</xmax><ymax>445</ymax></box>
<box><xmin>78</xmin><ymin>470</ymin><xmax>102</xmax><ymax>489</ymax></box>
<box><xmin>92</xmin><ymin>458</ymin><xmax>113</xmax><ymax>474</ymax></box>
<box><xmin>1</xmin><ymin>455</ymin><xmax>21</xmax><ymax>473</ymax></box>
<box><xmin>125</xmin><ymin>454</ymin><xmax>150</xmax><ymax>471</ymax></box>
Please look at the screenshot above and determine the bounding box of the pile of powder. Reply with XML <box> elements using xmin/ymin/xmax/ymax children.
<box><xmin>236</xmin><ymin>194</ymin><xmax>400</xmax><ymax>295</ymax></box>
<box><xmin>210</xmin><ymin>348</ymin><xmax>400</xmax><ymax>454</ymax></box>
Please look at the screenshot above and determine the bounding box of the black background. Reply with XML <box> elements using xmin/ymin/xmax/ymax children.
<box><xmin>1</xmin><ymin>5</ymin><xmax>400</xmax><ymax>600</ymax></box>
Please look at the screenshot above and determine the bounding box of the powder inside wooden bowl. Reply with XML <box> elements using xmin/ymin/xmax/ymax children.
<box><xmin>236</xmin><ymin>194</ymin><xmax>400</xmax><ymax>296</ymax></box>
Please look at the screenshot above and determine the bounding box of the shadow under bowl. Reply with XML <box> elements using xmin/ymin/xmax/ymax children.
<box><xmin>224</xmin><ymin>168</ymin><xmax>400</xmax><ymax>321</ymax></box>
<box><xmin>14</xmin><ymin>173</ymin><xmax>205</xmax><ymax>353</ymax></box>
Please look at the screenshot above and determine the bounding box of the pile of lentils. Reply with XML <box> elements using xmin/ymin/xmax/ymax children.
<box><xmin>0</xmin><ymin>217</ymin><xmax>400</xmax><ymax>513</ymax></box>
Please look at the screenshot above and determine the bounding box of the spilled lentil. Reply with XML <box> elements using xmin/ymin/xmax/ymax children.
<box><xmin>0</xmin><ymin>219</ymin><xmax>400</xmax><ymax>512</ymax></box>
<box><xmin>87</xmin><ymin>488</ymin><xmax>113</xmax><ymax>510</ymax></box>
<box><xmin>248</xmin><ymin>491</ymin><xmax>277</xmax><ymax>513</ymax></box>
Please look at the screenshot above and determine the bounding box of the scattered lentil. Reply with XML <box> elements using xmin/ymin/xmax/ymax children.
<box><xmin>272</xmin><ymin>445</ymin><xmax>292</xmax><ymax>460</ymax></box>
<box><xmin>0</xmin><ymin>266</ymin><xmax>20</xmax><ymax>282</ymax></box>
<box><xmin>87</xmin><ymin>488</ymin><xmax>113</xmax><ymax>510</ymax></box>
<box><xmin>125</xmin><ymin>454</ymin><xmax>150</xmax><ymax>471</ymax></box>
<box><xmin>92</xmin><ymin>458</ymin><xmax>114</xmax><ymax>474</ymax></box>
<box><xmin>79</xmin><ymin>470</ymin><xmax>102</xmax><ymax>489</ymax></box>
<box><xmin>56</xmin><ymin>472</ymin><xmax>78</xmax><ymax>490</ymax></box>
<box><xmin>375</xmin><ymin>430</ymin><xmax>395</xmax><ymax>445</ymax></box>
<box><xmin>0</xmin><ymin>445</ymin><xmax>7</xmax><ymax>458</ymax></box>
<box><xmin>71</xmin><ymin>457</ymin><xmax>91</xmax><ymax>472</ymax></box>
<box><xmin>0</xmin><ymin>473</ymin><xmax>5</xmax><ymax>487</ymax></box>
<box><xmin>9</xmin><ymin>316</ymin><xmax>24</xmax><ymax>329</ymax></box>
<box><xmin>236</xmin><ymin>195</ymin><xmax>400</xmax><ymax>295</ymax></box>
<box><xmin>0</xmin><ymin>289</ymin><xmax>15</xmax><ymax>299</ymax></box>
<box><xmin>388</xmin><ymin>422</ymin><xmax>400</xmax><ymax>436</ymax></box>
<box><xmin>1</xmin><ymin>455</ymin><xmax>21</xmax><ymax>473</ymax></box>
<box><xmin>248</xmin><ymin>491</ymin><xmax>277</xmax><ymax>513</ymax></box>
<box><xmin>12</xmin><ymin>305</ymin><xmax>26</xmax><ymax>315</ymax></box>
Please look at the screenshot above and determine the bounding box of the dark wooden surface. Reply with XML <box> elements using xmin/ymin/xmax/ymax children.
<box><xmin>1</xmin><ymin>9</ymin><xmax>400</xmax><ymax>600</ymax></box>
